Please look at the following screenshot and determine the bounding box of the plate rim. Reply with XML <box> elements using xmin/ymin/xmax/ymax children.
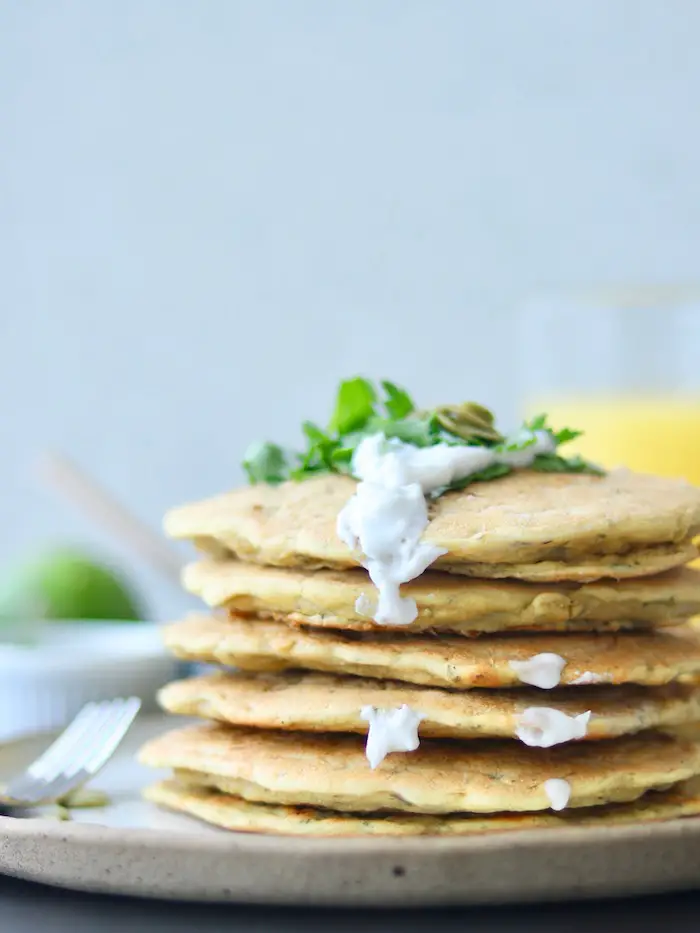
<box><xmin>3</xmin><ymin>810</ymin><xmax>700</xmax><ymax>907</ymax></box>
<box><xmin>3</xmin><ymin>715</ymin><xmax>700</xmax><ymax>905</ymax></box>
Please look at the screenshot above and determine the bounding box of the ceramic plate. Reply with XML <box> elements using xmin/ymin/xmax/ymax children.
<box><xmin>1</xmin><ymin>714</ymin><xmax>700</xmax><ymax>906</ymax></box>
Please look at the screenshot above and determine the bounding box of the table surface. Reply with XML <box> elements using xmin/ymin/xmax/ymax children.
<box><xmin>0</xmin><ymin>875</ymin><xmax>698</xmax><ymax>932</ymax></box>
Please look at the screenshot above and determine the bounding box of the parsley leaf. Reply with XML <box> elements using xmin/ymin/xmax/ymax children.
<box><xmin>330</xmin><ymin>446</ymin><xmax>355</xmax><ymax>473</ymax></box>
<box><xmin>367</xmin><ymin>415</ymin><xmax>436</xmax><ymax>447</ymax></box>
<box><xmin>526</xmin><ymin>413</ymin><xmax>547</xmax><ymax>431</ymax></box>
<box><xmin>496</xmin><ymin>428</ymin><xmax>537</xmax><ymax>454</ymax></box>
<box><xmin>525</xmin><ymin>414</ymin><xmax>581</xmax><ymax>447</ymax></box>
<box><xmin>447</xmin><ymin>462</ymin><xmax>512</xmax><ymax>490</ymax></box>
<box><xmin>329</xmin><ymin>378</ymin><xmax>377</xmax><ymax>435</ymax></box>
<box><xmin>243</xmin><ymin>442</ymin><xmax>289</xmax><ymax>485</ymax></box>
<box><xmin>553</xmin><ymin>427</ymin><xmax>583</xmax><ymax>446</ymax></box>
<box><xmin>531</xmin><ymin>453</ymin><xmax>604</xmax><ymax>475</ymax></box>
<box><xmin>240</xmin><ymin>377</ymin><xmax>602</xmax><ymax>489</ymax></box>
<box><xmin>295</xmin><ymin>421</ymin><xmax>342</xmax><ymax>475</ymax></box>
<box><xmin>302</xmin><ymin>421</ymin><xmax>330</xmax><ymax>446</ymax></box>
<box><xmin>381</xmin><ymin>381</ymin><xmax>415</xmax><ymax>419</ymax></box>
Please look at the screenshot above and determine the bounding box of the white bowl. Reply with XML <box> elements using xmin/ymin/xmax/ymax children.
<box><xmin>0</xmin><ymin>622</ymin><xmax>178</xmax><ymax>740</ymax></box>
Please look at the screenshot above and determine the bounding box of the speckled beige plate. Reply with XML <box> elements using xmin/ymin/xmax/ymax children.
<box><xmin>2</xmin><ymin>714</ymin><xmax>700</xmax><ymax>906</ymax></box>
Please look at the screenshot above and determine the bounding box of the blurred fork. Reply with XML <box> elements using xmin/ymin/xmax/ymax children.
<box><xmin>1</xmin><ymin>697</ymin><xmax>141</xmax><ymax>808</ymax></box>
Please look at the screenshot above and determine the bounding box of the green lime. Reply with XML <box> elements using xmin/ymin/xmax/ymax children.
<box><xmin>0</xmin><ymin>549</ymin><xmax>144</xmax><ymax>622</ymax></box>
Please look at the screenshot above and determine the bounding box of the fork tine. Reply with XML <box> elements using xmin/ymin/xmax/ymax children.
<box><xmin>80</xmin><ymin>696</ymin><xmax>142</xmax><ymax>774</ymax></box>
<box><xmin>6</xmin><ymin>697</ymin><xmax>140</xmax><ymax>805</ymax></box>
<box><xmin>26</xmin><ymin>703</ymin><xmax>103</xmax><ymax>777</ymax></box>
<box><xmin>31</xmin><ymin>698</ymin><xmax>141</xmax><ymax>804</ymax></box>
<box><xmin>5</xmin><ymin>702</ymin><xmax>110</xmax><ymax>800</ymax></box>
<box><xmin>60</xmin><ymin>697</ymin><xmax>141</xmax><ymax>780</ymax></box>
<box><xmin>43</xmin><ymin>701</ymin><xmax>139</xmax><ymax>802</ymax></box>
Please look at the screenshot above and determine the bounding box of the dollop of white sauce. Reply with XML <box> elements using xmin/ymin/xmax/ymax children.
<box><xmin>515</xmin><ymin>707</ymin><xmax>591</xmax><ymax>748</ymax></box>
<box><xmin>571</xmin><ymin>671</ymin><xmax>607</xmax><ymax>685</ymax></box>
<box><xmin>354</xmin><ymin>592</ymin><xmax>376</xmax><ymax>617</ymax></box>
<box><xmin>508</xmin><ymin>653</ymin><xmax>566</xmax><ymax>689</ymax></box>
<box><xmin>544</xmin><ymin>778</ymin><xmax>571</xmax><ymax>811</ymax></box>
<box><xmin>337</xmin><ymin>430</ymin><xmax>556</xmax><ymax>626</ymax></box>
<box><xmin>360</xmin><ymin>704</ymin><xmax>424</xmax><ymax>769</ymax></box>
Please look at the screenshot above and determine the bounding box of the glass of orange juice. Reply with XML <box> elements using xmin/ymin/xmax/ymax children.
<box><xmin>515</xmin><ymin>286</ymin><xmax>700</xmax><ymax>486</ymax></box>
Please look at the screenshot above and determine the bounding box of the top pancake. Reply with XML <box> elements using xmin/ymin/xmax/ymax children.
<box><xmin>164</xmin><ymin>470</ymin><xmax>700</xmax><ymax>581</ymax></box>
<box><xmin>183</xmin><ymin>560</ymin><xmax>700</xmax><ymax>634</ymax></box>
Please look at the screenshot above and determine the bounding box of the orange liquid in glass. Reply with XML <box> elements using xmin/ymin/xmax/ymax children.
<box><xmin>528</xmin><ymin>396</ymin><xmax>700</xmax><ymax>485</ymax></box>
<box><xmin>527</xmin><ymin>396</ymin><xmax>700</xmax><ymax>568</ymax></box>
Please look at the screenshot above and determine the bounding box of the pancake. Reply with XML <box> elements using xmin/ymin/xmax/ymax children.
<box><xmin>145</xmin><ymin>776</ymin><xmax>700</xmax><ymax>837</ymax></box>
<box><xmin>183</xmin><ymin>560</ymin><xmax>700</xmax><ymax>633</ymax></box>
<box><xmin>163</xmin><ymin>613</ymin><xmax>700</xmax><ymax>690</ymax></box>
<box><xmin>163</xmin><ymin>470</ymin><xmax>700</xmax><ymax>581</ymax></box>
<box><xmin>139</xmin><ymin>723</ymin><xmax>700</xmax><ymax>814</ymax></box>
<box><xmin>441</xmin><ymin>542</ymin><xmax>698</xmax><ymax>583</ymax></box>
<box><xmin>157</xmin><ymin>672</ymin><xmax>700</xmax><ymax>741</ymax></box>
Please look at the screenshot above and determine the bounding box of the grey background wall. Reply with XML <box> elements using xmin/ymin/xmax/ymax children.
<box><xmin>1</xmin><ymin>1</ymin><xmax>699</xmax><ymax>618</ymax></box>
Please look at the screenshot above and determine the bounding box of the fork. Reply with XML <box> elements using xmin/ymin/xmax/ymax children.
<box><xmin>1</xmin><ymin>696</ymin><xmax>141</xmax><ymax>808</ymax></box>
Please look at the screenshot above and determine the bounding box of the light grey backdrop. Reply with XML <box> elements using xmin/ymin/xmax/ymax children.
<box><xmin>2</xmin><ymin>1</ymin><xmax>699</xmax><ymax>618</ymax></box>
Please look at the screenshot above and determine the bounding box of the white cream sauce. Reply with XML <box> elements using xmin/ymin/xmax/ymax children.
<box><xmin>508</xmin><ymin>653</ymin><xmax>567</xmax><ymax>689</ymax></box>
<box><xmin>360</xmin><ymin>704</ymin><xmax>424</xmax><ymax>769</ymax></box>
<box><xmin>515</xmin><ymin>707</ymin><xmax>591</xmax><ymax>748</ymax></box>
<box><xmin>544</xmin><ymin>778</ymin><xmax>571</xmax><ymax>811</ymax></box>
<box><xmin>337</xmin><ymin>431</ymin><xmax>556</xmax><ymax>626</ymax></box>
<box><xmin>571</xmin><ymin>671</ymin><xmax>608</xmax><ymax>685</ymax></box>
<box><xmin>354</xmin><ymin>592</ymin><xmax>376</xmax><ymax>618</ymax></box>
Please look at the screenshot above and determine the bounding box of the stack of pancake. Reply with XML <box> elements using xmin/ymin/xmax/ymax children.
<box><xmin>140</xmin><ymin>469</ymin><xmax>700</xmax><ymax>836</ymax></box>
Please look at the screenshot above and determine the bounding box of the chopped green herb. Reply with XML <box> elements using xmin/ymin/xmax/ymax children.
<box><xmin>302</xmin><ymin>421</ymin><xmax>330</xmax><ymax>446</ymax></box>
<box><xmin>58</xmin><ymin>787</ymin><xmax>111</xmax><ymax>809</ymax></box>
<box><xmin>496</xmin><ymin>428</ymin><xmax>537</xmax><ymax>454</ymax></box>
<box><xmin>526</xmin><ymin>414</ymin><xmax>582</xmax><ymax>447</ymax></box>
<box><xmin>242</xmin><ymin>441</ymin><xmax>289</xmax><ymax>485</ymax></box>
<box><xmin>381</xmin><ymin>381</ymin><xmax>415</xmax><ymax>420</ymax></box>
<box><xmin>241</xmin><ymin>378</ymin><xmax>602</xmax><ymax>491</ymax></box>
<box><xmin>330</xmin><ymin>446</ymin><xmax>355</xmax><ymax>472</ymax></box>
<box><xmin>526</xmin><ymin>413</ymin><xmax>548</xmax><ymax>432</ymax></box>
<box><xmin>447</xmin><ymin>462</ymin><xmax>512</xmax><ymax>490</ymax></box>
<box><xmin>329</xmin><ymin>377</ymin><xmax>377</xmax><ymax>435</ymax></box>
<box><xmin>532</xmin><ymin>453</ymin><xmax>604</xmax><ymax>475</ymax></box>
<box><xmin>366</xmin><ymin>416</ymin><xmax>436</xmax><ymax>447</ymax></box>
<box><xmin>553</xmin><ymin>427</ymin><xmax>583</xmax><ymax>446</ymax></box>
